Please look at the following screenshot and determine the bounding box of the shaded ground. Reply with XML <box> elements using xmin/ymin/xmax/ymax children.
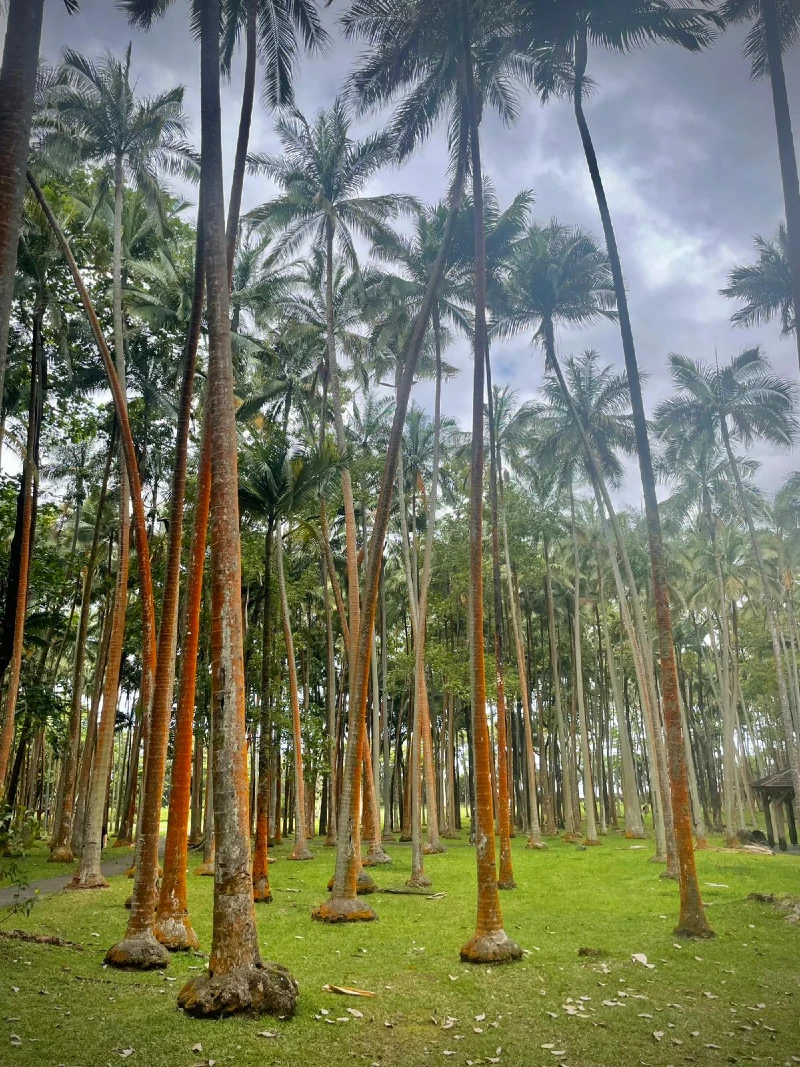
<box><xmin>1</xmin><ymin>830</ymin><xmax>798</xmax><ymax>1067</ymax></box>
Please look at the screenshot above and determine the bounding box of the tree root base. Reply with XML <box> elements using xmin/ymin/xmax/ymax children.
<box><xmin>674</xmin><ymin>921</ymin><xmax>715</xmax><ymax>940</ymax></box>
<box><xmin>153</xmin><ymin>915</ymin><xmax>200</xmax><ymax>952</ymax></box>
<box><xmin>498</xmin><ymin>878</ymin><xmax>518</xmax><ymax>890</ymax></box>
<box><xmin>178</xmin><ymin>962</ymin><xmax>298</xmax><ymax>1018</ymax></box>
<box><xmin>194</xmin><ymin>862</ymin><xmax>215</xmax><ymax>876</ymax></box>
<box><xmin>562</xmin><ymin>833</ymin><xmax>582</xmax><ymax>843</ymax></box>
<box><xmin>49</xmin><ymin>845</ymin><xmax>74</xmax><ymax>864</ymax></box>
<box><xmin>363</xmin><ymin>849</ymin><xmax>392</xmax><ymax>866</ymax></box>
<box><xmin>105</xmin><ymin>932</ymin><xmax>171</xmax><ymax>970</ymax></box>
<box><xmin>525</xmin><ymin>839</ymin><xmax>547</xmax><ymax>851</ymax></box>
<box><xmin>695</xmin><ymin>838</ymin><xmax>709</xmax><ymax>850</ymax></box>
<box><xmin>287</xmin><ymin>849</ymin><xmax>315</xmax><ymax>861</ymax></box>
<box><xmin>460</xmin><ymin>929</ymin><xmax>523</xmax><ymax>964</ymax></box>
<box><xmin>405</xmin><ymin>875</ymin><xmax>432</xmax><ymax>888</ymax></box>
<box><xmin>312</xmin><ymin>896</ymin><xmax>378</xmax><ymax>923</ymax></box>
<box><xmin>398</xmin><ymin>833</ymin><xmax>412</xmax><ymax>842</ymax></box>
<box><xmin>660</xmin><ymin>869</ymin><xmax>680</xmax><ymax>881</ymax></box>
<box><xmin>648</xmin><ymin>854</ymin><xmax>667</xmax><ymax>865</ymax></box>
<box><xmin>422</xmin><ymin>843</ymin><xmax>447</xmax><ymax>855</ymax></box>
<box><xmin>326</xmin><ymin>871</ymin><xmax>376</xmax><ymax>895</ymax></box>
<box><xmin>624</xmin><ymin>831</ymin><xmax>647</xmax><ymax>840</ymax></box>
<box><xmin>253</xmin><ymin>877</ymin><xmax>273</xmax><ymax>904</ymax></box>
<box><xmin>324</xmin><ymin>837</ymin><xmax>338</xmax><ymax>848</ymax></box>
<box><xmin>583</xmin><ymin>839</ymin><xmax>602</xmax><ymax>847</ymax></box>
<box><xmin>113</xmin><ymin>838</ymin><xmax>133</xmax><ymax>848</ymax></box>
<box><xmin>66</xmin><ymin>874</ymin><xmax>109</xmax><ymax>890</ymax></box>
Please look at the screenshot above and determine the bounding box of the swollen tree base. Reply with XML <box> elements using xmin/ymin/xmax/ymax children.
<box><xmin>105</xmin><ymin>931</ymin><xmax>171</xmax><ymax>970</ymax></box>
<box><xmin>525</xmin><ymin>837</ymin><xmax>547</xmax><ymax>851</ymax></box>
<box><xmin>497</xmin><ymin>877</ymin><xmax>518</xmax><ymax>891</ymax></box>
<box><xmin>422</xmin><ymin>843</ymin><xmax>447</xmax><ymax>855</ymax></box>
<box><xmin>363</xmin><ymin>845</ymin><xmax>392</xmax><ymax>866</ymax></box>
<box><xmin>287</xmin><ymin>848</ymin><xmax>314</xmax><ymax>862</ymax></box>
<box><xmin>67</xmin><ymin>872</ymin><xmax>109</xmax><ymax>890</ymax></box>
<box><xmin>459</xmin><ymin>930</ymin><xmax>523</xmax><ymax>965</ymax></box>
<box><xmin>49</xmin><ymin>845</ymin><xmax>74</xmax><ymax>864</ymax></box>
<box><xmin>405</xmin><ymin>874</ymin><xmax>432</xmax><ymax>889</ymax></box>
<box><xmin>153</xmin><ymin>914</ymin><xmax>200</xmax><ymax>952</ymax></box>
<box><xmin>194</xmin><ymin>861</ymin><xmax>215</xmax><ymax>876</ymax></box>
<box><xmin>325</xmin><ymin>870</ymin><xmax>376</xmax><ymax>895</ymax></box>
<box><xmin>177</xmin><ymin>963</ymin><xmax>299</xmax><ymax>1018</ymax></box>
<box><xmin>311</xmin><ymin>896</ymin><xmax>378</xmax><ymax>923</ymax></box>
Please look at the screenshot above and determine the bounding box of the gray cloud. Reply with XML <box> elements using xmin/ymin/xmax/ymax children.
<box><xmin>27</xmin><ymin>0</ymin><xmax>800</xmax><ymax>506</ymax></box>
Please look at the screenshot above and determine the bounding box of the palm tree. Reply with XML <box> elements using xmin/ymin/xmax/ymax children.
<box><xmin>221</xmin><ymin>0</ymin><xmax>326</xmax><ymax>274</ymax></box>
<box><xmin>514</xmin><ymin>0</ymin><xmax>715</xmax><ymax>937</ymax></box>
<box><xmin>656</xmin><ymin>347</ymin><xmax>800</xmax><ymax>828</ymax></box>
<box><xmin>338</xmin><ymin>0</ymin><xmax>534</xmax><ymax>961</ymax></box>
<box><xmin>0</xmin><ymin>0</ymin><xmax>78</xmax><ymax>470</ymax></box>
<box><xmin>121</xmin><ymin>0</ymin><xmax>298</xmax><ymax>1018</ymax></box>
<box><xmin>721</xmin><ymin>224</ymin><xmax>795</xmax><ymax>336</ymax></box>
<box><xmin>717</xmin><ymin>0</ymin><xmax>800</xmax><ymax>373</ymax></box>
<box><xmin>496</xmin><ymin>222</ymin><xmax>675</xmax><ymax>865</ymax></box>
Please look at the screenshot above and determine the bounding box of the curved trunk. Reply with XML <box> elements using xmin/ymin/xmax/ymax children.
<box><xmin>225</xmin><ymin>0</ymin><xmax>257</xmax><ymax>279</ymax></box>
<box><xmin>156</xmin><ymin>417</ymin><xmax>212</xmax><ymax>942</ymax></box>
<box><xmin>50</xmin><ymin>429</ymin><xmax>115</xmax><ymax>861</ymax></box>
<box><xmin>0</xmin><ymin>0</ymin><xmax>44</xmax><ymax>468</ymax></box>
<box><xmin>313</xmin><ymin>105</ymin><xmax>468</xmax><ymax>924</ymax></box>
<box><xmin>573</xmin><ymin>26</ymin><xmax>710</xmax><ymax>937</ymax></box>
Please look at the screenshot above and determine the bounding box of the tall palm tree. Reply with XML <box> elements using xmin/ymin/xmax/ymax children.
<box><xmin>514</xmin><ymin>0</ymin><xmax>716</xmax><ymax>937</ymax></box>
<box><xmin>717</xmin><ymin>0</ymin><xmax>800</xmax><ymax>373</ymax></box>
<box><xmin>496</xmin><ymin>222</ymin><xmax>675</xmax><ymax>866</ymax></box>
<box><xmin>338</xmin><ymin>0</ymin><xmax>532</xmax><ymax>960</ymax></box>
<box><xmin>0</xmin><ymin>0</ymin><xmax>78</xmax><ymax>470</ymax></box>
<box><xmin>656</xmin><ymin>347</ymin><xmax>800</xmax><ymax>827</ymax></box>
<box><xmin>721</xmin><ymin>224</ymin><xmax>795</xmax><ymax>336</ymax></box>
<box><xmin>249</xmin><ymin>99</ymin><xmax>409</xmax><ymax>688</ymax></box>
<box><xmin>121</xmin><ymin>0</ymin><xmax>298</xmax><ymax>1018</ymax></box>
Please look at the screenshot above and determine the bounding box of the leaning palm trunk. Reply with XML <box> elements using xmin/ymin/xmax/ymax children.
<box><xmin>177</xmin><ymin>0</ymin><xmax>297</xmax><ymax>1019</ymax></box>
<box><xmin>276</xmin><ymin>527</ymin><xmax>313</xmax><ymax>862</ymax></box>
<box><xmin>29</xmin><ymin>171</ymin><xmax>158</xmax><ymax>886</ymax></box>
<box><xmin>50</xmin><ymin>432</ymin><xmax>114</xmax><ymax>861</ymax></box>
<box><xmin>720</xmin><ymin>421</ymin><xmax>800</xmax><ymax>826</ymax></box>
<box><xmin>459</xmin><ymin>11</ymin><xmax>520</xmax><ymax>965</ymax></box>
<box><xmin>572</xmin><ymin>27</ymin><xmax>711</xmax><ymax>938</ymax></box>
<box><xmin>0</xmin><ymin>0</ymin><xmax>44</xmax><ymax>468</ymax></box>
<box><xmin>312</xmin><ymin>107</ymin><xmax>469</xmax><ymax>925</ymax></box>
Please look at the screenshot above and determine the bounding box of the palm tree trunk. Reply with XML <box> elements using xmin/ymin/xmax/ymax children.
<box><xmin>313</xmin><ymin>100</ymin><xmax>468</xmax><ymax>925</ymax></box>
<box><xmin>544</xmin><ymin>537</ymin><xmax>577</xmax><ymax>835</ymax></box>
<box><xmin>597</xmin><ymin>565</ymin><xmax>645</xmax><ymax>838</ymax></box>
<box><xmin>225</xmin><ymin>0</ymin><xmax>257</xmax><ymax>278</ymax></box>
<box><xmin>323</xmin><ymin>558</ymin><xmax>338</xmax><ymax>847</ymax></box>
<box><xmin>50</xmin><ymin>427</ymin><xmax>115</xmax><ymax>862</ymax></box>
<box><xmin>485</xmin><ymin>358</ymin><xmax>516</xmax><ymax>886</ymax></box>
<box><xmin>0</xmin><ymin>311</ymin><xmax>42</xmax><ymax>794</ymax></box>
<box><xmin>155</xmin><ymin>416</ymin><xmax>212</xmax><ymax>944</ymax></box>
<box><xmin>569</xmin><ymin>484</ymin><xmax>599</xmax><ymax>845</ymax></box>
<box><xmin>762</xmin><ymin>0</ymin><xmax>800</xmax><ymax>373</ymax></box>
<box><xmin>459</xmin><ymin>6</ymin><xmax>520</xmax><ymax>965</ymax></box>
<box><xmin>277</xmin><ymin>526</ymin><xmax>313</xmax><ymax>862</ymax></box>
<box><xmin>108</xmin><ymin>193</ymin><xmax>206</xmax><ymax>970</ymax></box>
<box><xmin>178</xmin><ymin>0</ymin><xmax>296</xmax><ymax>1018</ymax></box>
<box><xmin>572</xmin><ymin>27</ymin><xmax>711</xmax><ymax>938</ymax></box>
<box><xmin>252</xmin><ymin>518</ymin><xmax>276</xmax><ymax>896</ymax></box>
<box><xmin>0</xmin><ymin>0</ymin><xmax>44</xmax><ymax>469</ymax></box>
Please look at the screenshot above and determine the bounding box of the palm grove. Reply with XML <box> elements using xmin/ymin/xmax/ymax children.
<box><xmin>0</xmin><ymin>0</ymin><xmax>798</xmax><ymax>1018</ymax></box>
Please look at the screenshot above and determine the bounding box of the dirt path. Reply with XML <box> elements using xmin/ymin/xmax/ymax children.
<box><xmin>0</xmin><ymin>841</ymin><xmax>165</xmax><ymax>909</ymax></box>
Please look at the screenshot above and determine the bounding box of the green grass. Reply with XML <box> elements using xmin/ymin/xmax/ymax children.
<box><xmin>1</xmin><ymin>830</ymin><xmax>799</xmax><ymax>1067</ymax></box>
<box><xmin>1</xmin><ymin>838</ymin><xmax>136</xmax><ymax>890</ymax></box>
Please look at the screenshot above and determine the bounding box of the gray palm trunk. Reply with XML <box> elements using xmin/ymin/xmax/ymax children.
<box><xmin>543</xmin><ymin>537</ymin><xmax>577</xmax><ymax>835</ymax></box>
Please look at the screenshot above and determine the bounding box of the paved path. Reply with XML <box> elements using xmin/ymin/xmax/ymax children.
<box><xmin>0</xmin><ymin>841</ymin><xmax>165</xmax><ymax>909</ymax></box>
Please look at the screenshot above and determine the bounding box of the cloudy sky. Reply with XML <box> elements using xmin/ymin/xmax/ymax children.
<box><xmin>26</xmin><ymin>0</ymin><xmax>800</xmax><ymax>506</ymax></box>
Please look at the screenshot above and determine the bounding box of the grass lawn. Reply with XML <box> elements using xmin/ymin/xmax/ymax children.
<box><xmin>1</xmin><ymin>829</ymin><xmax>798</xmax><ymax>1067</ymax></box>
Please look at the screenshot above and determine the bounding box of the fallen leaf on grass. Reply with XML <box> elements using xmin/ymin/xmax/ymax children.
<box><xmin>475</xmin><ymin>1013</ymin><xmax>486</xmax><ymax>1022</ymax></box>
<box><xmin>257</xmin><ymin>1031</ymin><xmax>277</xmax><ymax>1038</ymax></box>
<box><xmin>118</xmin><ymin>1050</ymin><xmax>134</xmax><ymax>1058</ymax></box>
<box><xmin>191</xmin><ymin>1044</ymin><xmax>203</xmax><ymax>1054</ymax></box>
<box><xmin>10</xmin><ymin>1035</ymin><xmax>22</xmax><ymax>1048</ymax></box>
<box><xmin>322</xmin><ymin>984</ymin><xmax>375</xmax><ymax>997</ymax></box>
<box><xmin>652</xmin><ymin>1031</ymin><xmax>664</xmax><ymax>1042</ymax></box>
<box><xmin>703</xmin><ymin>883</ymin><xmax>729</xmax><ymax>889</ymax></box>
<box><xmin>347</xmin><ymin>1008</ymin><xmax>363</xmax><ymax>1018</ymax></box>
<box><xmin>631</xmin><ymin>953</ymin><xmax>655</xmax><ymax>970</ymax></box>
